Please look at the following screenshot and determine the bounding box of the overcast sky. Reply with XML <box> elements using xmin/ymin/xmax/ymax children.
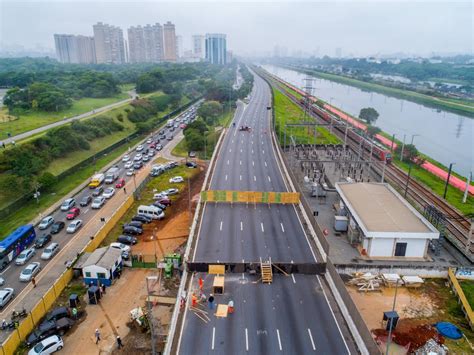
<box><xmin>0</xmin><ymin>0</ymin><xmax>472</xmax><ymax>57</ymax></box>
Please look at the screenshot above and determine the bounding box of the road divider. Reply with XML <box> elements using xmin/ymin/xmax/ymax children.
<box><xmin>200</xmin><ymin>190</ymin><xmax>300</xmax><ymax>204</ymax></box>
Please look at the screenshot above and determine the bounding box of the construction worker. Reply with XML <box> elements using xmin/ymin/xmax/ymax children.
<box><xmin>208</xmin><ymin>294</ymin><xmax>215</xmax><ymax>309</ymax></box>
<box><xmin>198</xmin><ymin>277</ymin><xmax>203</xmax><ymax>294</ymax></box>
<box><xmin>191</xmin><ymin>293</ymin><xmax>197</xmax><ymax>307</ymax></box>
<box><xmin>228</xmin><ymin>300</ymin><xmax>234</xmax><ymax>314</ymax></box>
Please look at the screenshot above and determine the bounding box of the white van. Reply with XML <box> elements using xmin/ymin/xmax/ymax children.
<box><xmin>137</xmin><ymin>205</ymin><xmax>165</xmax><ymax>220</ymax></box>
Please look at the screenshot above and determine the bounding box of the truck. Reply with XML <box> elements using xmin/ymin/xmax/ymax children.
<box><xmin>104</xmin><ymin>167</ymin><xmax>120</xmax><ymax>184</ymax></box>
<box><xmin>167</xmin><ymin>119</ymin><xmax>174</xmax><ymax>128</ymax></box>
<box><xmin>89</xmin><ymin>173</ymin><xmax>105</xmax><ymax>188</ymax></box>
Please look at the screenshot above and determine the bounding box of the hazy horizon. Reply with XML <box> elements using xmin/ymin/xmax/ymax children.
<box><xmin>0</xmin><ymin>0</ymin><xmax>472</xmax><ymax>57</ymax></box>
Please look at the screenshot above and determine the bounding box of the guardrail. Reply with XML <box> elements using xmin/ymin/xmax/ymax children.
<box><xmin>448</xmin><ymin>268</ymin><xmax>474</xmax><ymax>329</ymax></box>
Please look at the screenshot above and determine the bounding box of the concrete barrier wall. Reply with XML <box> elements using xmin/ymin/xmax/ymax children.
<box><xmin>337</xmin><ymin>264</ymin><xmax>449</xmax><ymax>278</ymax></box>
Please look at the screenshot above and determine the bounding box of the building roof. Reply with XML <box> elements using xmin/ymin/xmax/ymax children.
<box><xmin>336</xmin><ymin>182</ymin><xmax>439</xmax><ymax>239</ymax></box>
<box><xmin>83</xmin><ymin>246</ymin><xmax>121</xmax><ymax>270</ymax></box>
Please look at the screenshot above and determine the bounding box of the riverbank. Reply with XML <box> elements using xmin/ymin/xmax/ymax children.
<box><xmin>286</xmin><ymin>65</ymin><xmax>474</xmax><ymax>118</ymax></box>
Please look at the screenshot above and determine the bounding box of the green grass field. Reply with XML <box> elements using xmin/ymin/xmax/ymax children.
<box><xmin>291</xmin><ymin>67</ymin><xmax>474</xmax><ymax>117</ymax></box>
<box><xmin>460</xmin><ymin>281</ymin><xmax>474</xmax><ymax>310</ymax></box>
<box><xmin>273</xmin><ymin>88</ymin><xmax>341</xmax><ymax>145</ymax></box>
<box><xmin>0</xmin><ymin>85</ymin><xmax>133</xmax><ymax>139</ymax></box>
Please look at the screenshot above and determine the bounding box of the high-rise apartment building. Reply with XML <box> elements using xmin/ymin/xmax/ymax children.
<box><xmin>176</xmin><ymin>35</ymin><xmax>183</xmax><ymax>59</ymax></box>
<box><xmin>54</xmin><ymin>34</ymin><xmax>96</xmax><ymax>64</ymax></box>
<box><xmin>163</xmin><ymin>21</ymin><xmax>177</xmax><ymax>62</ymax></box>
<box><xmin>93</xmin><ymin>22</ymin><xmax>126</xmax><ymax>64</ymax></box>
<box><xmin>192</xmin><ymin>35</ymin><xmax>205</xmax><ymax>59</ymax></box>
<box><xmin>128</xmin><ymin>23</ymin><xmax>164</xmax><ymax>63</ymax></box>
<box><xmin>205</xmin><ymin>33</ymin><xmax>227</xmax><ymax>65</ymax></box>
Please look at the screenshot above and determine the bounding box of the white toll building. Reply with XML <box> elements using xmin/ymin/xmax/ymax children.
<box><xmin>335</xmin><ymin>182</ymin><xmax>439</xmax><ymax>259</ymax></box>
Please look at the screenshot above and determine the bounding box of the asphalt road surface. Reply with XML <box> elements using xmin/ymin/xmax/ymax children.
<box><xmin>0</xmin><ymin>102</ymin><xmax>200</xmax><ymax>323</ymax></box>
<box><xmin>178</xmin><ymin>73</ymin><xmax>352</xmax><ymax>354</ymax></box>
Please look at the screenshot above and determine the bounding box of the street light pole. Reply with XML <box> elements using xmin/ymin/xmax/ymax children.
<box><xmin>443</xmin><ymin>163</ymin><xmax>455</xmax><ymax>199</ymax></box>
<box><xmin>385</xmin><ymin>279</ymin><xmax>399</xmax><ymax>355</ymax></box>
<box><xmin>146</xmin><ymin>276</ymin><xmax>158</xmax><ymax>355</ymax></box>
<box><xmin>399</xmin><ymin>134</ymin><xmax>406</xmax><ymax>161</ymax></box>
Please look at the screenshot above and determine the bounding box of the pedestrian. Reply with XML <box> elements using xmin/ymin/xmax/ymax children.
<box><xmin>208</xmin><ymin>294</ymin><xmax>215</xmax><ymax>309</ymax></box>
<box><xmin>2</xmin><ymin>143</ymin><xmax>5</xmax><ymax>149</ymax></box>
<box><xmin>31</xmin><ymin>277</ymin><xmax>36</xmax><ymax>288</ymax></box>
<box><xmin>72</xmin><ymin>307</ymin><xmax>78</xmax><ymax>320</ymax></box>
<box><xmin>228</xmin><ymin>300</ymin><xmax>234</xmax><ymax>314</ymax></box>
<box><xmin>89</xmin><ymin>281</ymin><xmax>94</xmax><ymax>288</ymax></box>
<box><xmin>1</xmin><ymin>319</ymin><xmax>6</xmax><ymax>330</ymax></box>
<box><xmin>95</xmin><ymin>329</ymin><xmax>101</xmax><ymax>344</ymax></box>
<box><xmin>198</xmin><ymin>277</ymin><xmax>203</xmax><ymax>294</ymax></box>
<box><xmin>117</xmin><ymin>335</ymin><xmax>123</xmax><ymax>349</ymax></box>
<box><xmin>178</xmin><ymin>263</ymin><xmax>183</xmax><ymax>277</ymax></box>
<box><xmin>101</xmin><ymin>284</ymin><xmax>106</xmax><ymax>295</ymax></box>
<box><xmin>191</xmin><ymin>293</ymin><xmax>197</xmax><ymax>307</ymax></box>
<box><xmin>200</xmin><ymin>293</ymin><xmax>206</xmax><ymax>304</ymax></box>
<box><xmin>123</xmin><ymin>187</ymin><xmax>127</xmax><ymax>194</ymax></box>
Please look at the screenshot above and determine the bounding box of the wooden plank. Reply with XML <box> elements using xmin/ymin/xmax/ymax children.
<box><xmin>215</xmin><ymin>304</ymin><xmax>228</xmax><ymax>318</ymax></box>
<box><xmin>208</xmin><ymin>265</ymin><xmax>225</xmax><ymax>275</ymax></box>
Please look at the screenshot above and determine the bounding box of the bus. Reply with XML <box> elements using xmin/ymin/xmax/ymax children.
<box><xmin>0</xmin><ymin>224</ymin><xmax>36</xmax><ymax>270</ymax></box>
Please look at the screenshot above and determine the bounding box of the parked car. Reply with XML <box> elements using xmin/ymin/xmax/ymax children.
<box><xmin>156</xmin><ymin>197</ymin><xmax>172</xmax><ymax>206</ymax></box>
<box><xmin>50</xmin><ymin>221</ymin><xmax>65</xmax><ymax>235</ymax></box>
<box><xmin>0</xmin><ymin>288</ymin><xmax>14</xmax><ymax>309</ymax></box>
<box><xmin>103</xmin><ymin>187</ymin><xmax>115</xmax><ymax>199</ymax></box>
<box><xmin>41</xmin><ymin>243</ymin><xmax>60</xmax><ymax>260</ymax></box>
<box><xmin>151</xmin><ymin>202</ymin><xmax>167</xmax><ymax>210</ymax></box>
<box><xmin>153</xmin><ymin>192</ymin><xmax>167</xmax><ymax>200</ymax></box>
<box><xmin>28</xmin><ymin>335</ymin><xmax>64</xmax><ymax>355</ymax></box>
<box><xmin>15</xmin><ymin>248</ymin><xmax>36</xmax><ymax>265</ymax></box>
<box><xmin>131</xmin><ymin>215</ymin><xmax>152</xmax><ymax>224</ymax></box>
<box><xmin>124</xmin><ymin>161</ymin><xmax>133</xmax><ymax>169</ymax></box>
<box><xmin>20</xmin><ymin>262</ymin><xmax>41</xmax><ymax>282</ymax></box>
<box><xmin>66</xmin><ymin>220</ymin><xmax>83</xmax><ymax>233</ymax></box>
<box><xmin>45</xmin><ymin>306</ymin><xmax>71</xmax><ymax>322</ymax></box>
<box><xmin>0</xmin><ymin>277</ymin><xmax>4</xmax><ymax>286</ymax></box>
<box><xmin>92</xmin><ymin>186</ymin><xmax>104</xmax><ymax>197</ymax></box>
<box><xmin>91</xmin><ymin>197</ymin><xmax>106</xmax><ymax>209</ymax></box>
<box><xmin>164</xmin><ymin>188</ymin><xmax>179</xmax><ymax>195</ymax></box>
<box><xmin>122</xmin><ymin>155</ymin><xmax>130</xmax><ymax>162</ymax></box>
<box><xmin>79</xmin><ymin>195</ymin><xmax>92</xmax><ymax>207</ymax></box>
<box><xmin>60</xmin><ymin>198</ymin><xmax>75</xmax><ymax>211</ymax></box>
<box><xmin>169</xmin><ymin>176</ymin><xmax>184</xmax><ymax>183</ymax></box>
<box><xmin>117</xmin><ymin>235</ymin><xmax>138</xmax><ymax>245</ymax></box>
<box><xmin>38</xmin><ymin>216</ymin><xmax>54</xmax><ymax>230</ymax></box>
<box><xmin>110</xmin><ymin>242</ymin><xmax>131</xmax><ymax>254</ymax></box>
<box><xmin>188</xmin><ymin>151</ymin><xmax>196</xmax><ymax>158</ymax></box>
<box><xmin>66</xmin><ymin>207</ymin><xmax>80</xmax><ymax>220</ymax></box>
<box><xmin>123</xmin><ymin>221</ymin><xmax>143</xmax><ymax>229</ymax></box>
<box><xmin>26</xmin><ymin>318</ymin><xmax>73</xmax><ymax>347</ymax></box>
<box><xmin>126</xmin><ymin>169</ymin><xmax>135</xmax><ymax>176</ymax></box>
<box><xmin>115</xmin><ymin>178</ymin><xmax>126</xmax><ymax>188</ymax></box>
<box><xmin>122</xmin><ymin>226</ymin><xmax>142</xmax><ymax>235</ymax></box>
<box><xmin>186</xmin><ymin>161</ymin><xmax>197</xmax><ymax>168</ymax></box>
<box><xmin>34</xmin><ymin>234</ymin><xmax>52</xmax><ymax>249</ymax></box>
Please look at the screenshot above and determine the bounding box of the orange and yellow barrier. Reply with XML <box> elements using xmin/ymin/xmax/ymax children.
<box><xmin>201</xmin><ymin>190</ymin><xmax>300</xmax><ymax>204</ymax></box>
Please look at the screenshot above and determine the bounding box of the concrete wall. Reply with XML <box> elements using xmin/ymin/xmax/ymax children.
<box><xmin>400</xmin><ymin>238</ymin><xmax>427</xmax><ymax>258</ymax></box>
<box><xmin>369</xmin><ymin>238</ymin><xmax>393</xmax><ymax>257</ymax></box>
<box><xmin>368</xmin><ymin>237</ymin><xmax>427</xmax><ymax>258</ymax></box>
<box><xmin>336</xmin><ymin>264</ymin><xmax>448</xmax><ymax>278</ymax></box>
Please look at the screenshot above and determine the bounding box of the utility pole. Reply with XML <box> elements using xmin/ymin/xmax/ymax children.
<box><xmin>463</xmin><ymin>172</ymin><xmax>472</xmax><ymax>203</ymax></box>
<box><xmin>399</xmin><ymin>134</ymin><xmax>406</xmax><ymax>161</ymax></box>
<box><xmin>404</xmin><ymin>163</ymin><xmax>413</xmax><ymax>198</ymax></box>
<box><xmin>385</xmin><ymin>279</ymin><xmax>399</xmax><ymax>355</ymax></box>
<box><xmin>390</xmin><ymin>134</ymin><xmax>396</xmax><ymax>152</ymax></box>
<box><xmin>146</xmin><ymin>276</ymin><xmax>158</xmax><ymax>355</ymax></box>
<box><xmin>443</xmin><ymin>163</ymin><xmax>455</xmax><ymax>199</ymax></box>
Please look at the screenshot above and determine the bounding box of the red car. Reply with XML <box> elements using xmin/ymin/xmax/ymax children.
<box><xmin>179</xmin><ymin>123</ymin><xmax>186</xmax><ymax>129</ymax></box>
<box><xmin>157</xmin><ymin>197</ymin><xmax>172</xmax><ymax>206</ymax></box>
<box><xmin>66</xmin><ymin>207</ymin><xmax>80</xmax><ymax>220</ymax></box>
<box><xmin>149</xmin><ymin>143</ymin><xmax>156</xmax><ymax>149</ymax></box>
<box><xmin>115</xmin><ymin>178</ymin><xmax>126</xmax><ymax>188</ymax></box>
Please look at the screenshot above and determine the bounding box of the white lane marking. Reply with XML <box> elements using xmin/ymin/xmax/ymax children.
<box><xmin>254</xmin><ymin>176</ymin><xmax>256</xmax><ymax>181</ymax></box>
<box><xmin>308</xmin><ymin>328</ymin><xmax>316</xmax><ymax>351</ymax></box>
<box><xmin>264</xmin><ymin>161</ymin><xmax>267</xmax><ymax>167</ymax></box>
<box><xmin>227</xmin><ymin>160</ymin><xmax>230</xmax><ymax>165</ymax></box>
<box><xmin>276</xmin><ymin>329</ymin><xmax>282</xmax><ymax>351</ymax></box>
<box><xmin>261</xmin><ymin>223</ymin><xmax>264</xmax><ymax>233</ymax></box>
<box><xmin>262</xmin><ymin>150</ymin><xmax>265</xmax><ymax>154</ymax></box>
<box><xmin>240</xmin><ymin>221</ymin><xmax>243</xmax><ymax>231</ymax></box>
<box><xmin>212</xmin><ymin>327</ymin><xmax>215</xmax><ymax>350</ymax></box>
<box><xmin>268</xmin><ymin>176</ymin><xmax>271</xmax><ymax>182</ymax></box>
<box><xmin>291</xmin><ymin>274</ymin><xmax>296</xmax><ymax>284</ymax></box>
<box><xmin>84</xmin><ymin>208</ymin><xmax>90</xmax><ymax>214</ymax></box>
<box><xmin>225</xmin><ymin>175</ymin><xmax>228</xmax><ymax>181</ymax></box>
<box><xmin>232</xmin><ymin>139</ymin><xmax>234</xmax><ymax>143</ymax></box>
<box><xmin>229</xmin><ymin>148</ymin><xmax>232</xmax><ymax>153</ymax></box>
<box><xmin>220</xmin><ymin>221</ymin><xmax>223</xmax><ymax>231</ymax></box>
<box><xmin>251</xmin><ymin>149</ymin><xmax>254</xmax><ymax>154</ymax></box>
<box><xmin>0</xmin><ymin>266</ymin><xmax>11</xmax><ymax>275</ymax></box>
<box><xmin>245</xmin><ymin>328</ymin><xmax>249</xmax><ymax>351</ymax></box>
<box><xmin>240</xmin><ymin>160</ymin><xmax>242</xmax><ymax>165</ymax></box>
<box><xmin>280</xmin><ymin>223</ymin><xmax>285</xmax><ymax>233</ymax></box>
<box><xmin>252</xmin><ymin>161</ymin><xmax>255</xmax><ymax>166</ymax></box>
<box><xmin>240</xmin><ymin>149</ymin><xmax>243</xmax><ymax>153</ymax></box>
<box><xmin>240</xmin><ymin>175</ymin><xmax>242</xmax><ymax>181</ymax></box>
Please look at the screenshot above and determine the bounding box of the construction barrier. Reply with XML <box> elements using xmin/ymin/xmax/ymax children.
<box><xmin>188</xmin><ymin>262</ymin><xmax>326</xmax><ymax>275</ymax></box>
<box><xmin>200</xmin><ymin>190</ymin><xmax>300</xmax><ymax>204</ymax></box>
<box><xmin>448</xmin><ymin>268</ymin><xmax>474</xmax><ymax>329</ymax></box>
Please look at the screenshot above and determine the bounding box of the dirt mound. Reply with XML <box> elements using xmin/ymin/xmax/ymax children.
<box><xmin>373</xmin><ymin>324</ymin><xmax>444</xmax><ymax>353</ymax></box>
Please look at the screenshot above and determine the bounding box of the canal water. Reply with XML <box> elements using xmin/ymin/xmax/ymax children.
<box><xmin>262</xmin><ymin>65</ymin><xmax>473</xmax><ymax>179</ymax></box>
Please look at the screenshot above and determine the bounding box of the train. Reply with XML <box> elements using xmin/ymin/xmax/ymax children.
<box><xmin>274</xmin><ymin>77</ymin><xmax>393</xmax><ymax>163</ymax></box>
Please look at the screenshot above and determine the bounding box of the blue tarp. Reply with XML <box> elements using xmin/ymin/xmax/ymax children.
<box><xmin>435</xmin><ymin>322</ymin><xmax>463</xmax><ymax>340</ymax></box>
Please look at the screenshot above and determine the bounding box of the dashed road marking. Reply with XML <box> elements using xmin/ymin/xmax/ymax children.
<box><xmin>225</xmin><ymin>175</ymin><xmax>228</xmax><ymax>181</ymax></box>
<box><xmin>264</xmin><ymin>161</ymin><xmax>267</xmax><ymax>167</ymax></box>
<box><xmin>220</xmin><ymin>221</ymin><xmax>223</xmax><ymax>231</ymax></box>
<box><xmin>254</xmin><ymin>176</ymin><xmax>256</xmax><ymax>181</ymax></box>
<box><xmin>268</xmin><ymin>176</ymin><xmax>271</xmax><ymax>182</ymax></box>
<box><xmin>252</xmin><ymin>161</ymin><xmax>255</xmax><ymax>166</ymax></box>
<box><xmin>280</xmin><ymin>223</ymin><xmax>285</xmax><ymax>232</ymax></box>
<box><xmin>240</xmin><ymin>221</ymin><xmax>243</xmax><ymax>231</ymax></box>
<box><xmin>291</xmin><ymin>274</ymin><xmax>296</xmax><ymax>284</ymax></box>
<box><xmin>229</xmin><ymin>148</ymin><xmax>232</xmax><ymax>153</ymax></box>
<box><xmin>276</xmin><ymin>329</ymin><xmax>282</xmax><ymax>351</ymax></box>
<box><xmin>245</xmin><ymin>328</ymin><xmax>249</xmax><ymax>351</ymax></box>
<box><xmin>227</xmin><ymin>160</ymin><xmax>230</xmax><ymax>165</ymax></box>
<box><xmin>240</xmin><ymin>175</ymin><xmax>242</xmax><ymax>181</ymax></box>
<box><xmin>262</xmin><ymin>150</ymin><xmax>265</xmax><ymax>154</ymax></box>
<box><xmin>261</xmin><ymin>223</ymin><xmax>264</xmax><ymax>233</ymax></box>
<box><xmin>240</xmin><ymin>160</ymin><xmax>242</xmax><ymax>165</ymax></box>
<box><xmin>308</xmin><ymin>329</ymin><xmax>316</xmax><ymax>350</ymax></box>
<box><xmin>212</xmin><ymin>327</ymin><xmax>215</xmax><ymax>350</ymax></box>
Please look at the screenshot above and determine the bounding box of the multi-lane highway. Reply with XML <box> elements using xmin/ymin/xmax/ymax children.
<box><xmin>0</xmin><ymin>102</ymin><xmax>200</xmax><ymax>324</ymax></box>
<box><xmin>177</xmin><ymin>73</ymin><xmax>353</xmax><ymax>353</ymax></box>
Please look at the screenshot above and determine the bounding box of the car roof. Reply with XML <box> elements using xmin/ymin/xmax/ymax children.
<box><xmin>0</xmin><ymin>288</ymin><xmax>12</xmax><ymax>296</ymax></box>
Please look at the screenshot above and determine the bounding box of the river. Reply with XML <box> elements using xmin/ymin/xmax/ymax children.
<box><xmin>262</xmin><ymin>65</ymin><xmax>473</xmax><ymax>178</ymax></box>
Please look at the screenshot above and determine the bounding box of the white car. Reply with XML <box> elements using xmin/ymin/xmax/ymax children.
<box><xmin>153</xmin><ymin>192</ymin><xmax>168</xmax><ymax>200</ymax></box>
<box><xmin>164</xmin><ymin>188</ymin><xmax>179</xmax><ymax>195</ymax></box>
<box><xmin>134</xmin><ymin>154</ymin><xmax>142</xmax><ymax>161</ymax></box>
<box><xmin>0</xmin><ymin>277</ymin><xmax>4</xmax><ymax>286</ymax></box>
<box><xmin>110</xmin><ymin>242</ymin><xmax>131</xmax><ymax>254</ymax></box>
<box><xmin>0</xmin><ymin>288</ymin><xmax>14</xmax><ymax>309</ymax></box>
<box><xmin>146</xmin><ymin>138</ymin><xmax>152</xmax><ymax>144</ymax></box>
<box><xmin>124</xmin><ymin>161</ymin><xmax>133</xmax><ymax>169</ymax></box>
<box><xmin>103</xmin><ymin>187</ymin><xmax>115</xmax><ymax>199</ymax></box>
<box><xmin>15</xmin><ymin>248</ymin><xmax>36</xmax><ymax>265</ymax></box>
<box><xmin>169</xmin><ymin>176</ymin><xmax>184</xmax><ymax>183</ymax></box>
<box><xmin>41</xmin><ymin>243</ymin><xmax>60</xmax><ymax>260</ymax></box>
<box><xmin>67</xmin><ymin>220</ymin><xmax>83</xmax><ymax>233</ymax></box>
<box><xmin>60</xmin><ymin>198</ymin><xmax>75</xmax><ymax>211</ymax></box>
<box><xmin>122</xmin><ymin>154</ymin><xmax>130</xmax><ymax>162</ymax></box>
<box><xmin>126</xmin><ymin>169</ymin><xmax>135</xmax><ymax>176</ymax></box>
<box><xmin>20</xmin><ymin>262</ymin><xmax>41</xmax><ymax>282</ymax></box>
<box><xmin>91</xmin><ymin>197</ymin><xmax>106</xmax><ymax>209</ymax></box>
<box><xmin>28</xmin><ymin>335</ymin><xmax>64</xmax><ymax>355</ymax></box>
<box><xmin>38</xmin><ymin>216</ymin><xmax>54</xmax><ymax>230</ymax></box>
<box><xmin>136</xmin><ymin>144</ymin><xmax>144</xmax><ymax>152</ymax></box>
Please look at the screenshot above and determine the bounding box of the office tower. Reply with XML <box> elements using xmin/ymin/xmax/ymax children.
<box><xmin>192</xmin><ymin>35</ymin><xmax>205</xmax><ymax>59</ymax></box>
<box><xmin>54</xmin><ymin>34</ymin><xmax>96</xmax><ymax>64</ymax></box>
<box><xmin>93</xmin><ymin>22</ymin><xmax>126</xmax><ymax>64</ymax></box>
<box><xmin>205</xmin><ymin>33</ymin><xmax>227</xmax><ymax>65</ymax></box>
<box><xmin>163</xmin><ymin>21</ymin><xmax>177</xmax><ymax>62</ymax></box>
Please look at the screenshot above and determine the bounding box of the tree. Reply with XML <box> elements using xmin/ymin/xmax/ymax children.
<box><xmin>359</xmin><ymin>107</ymin><xmax>379</xmax><ymax>124</ymax></box>
<box><xmin>395</xmin><ymin>143</ymin><xmax>418</xmax><ymax>162</ymax></box>
<box><xmin>185</xmin><ymin>129</ymin><xmax>206</xmax><ymax>151</ymax></box>
<box><xmin>38</xmin><ymin>172</ymin><xmax>57</xmax><ymax>191</ymax></box>
<box><xmin>198</xmin><ymin>101</ymin><xmax>222</xmax><ymax>126</ymax></box>
<box><xmin>366</xmin><ymin>125</ymin><xmax>381</xmax><ymax>138</ymax></box>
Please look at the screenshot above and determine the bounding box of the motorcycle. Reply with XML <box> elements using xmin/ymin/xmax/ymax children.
<box><xmin>11</xmin><ymin>308</ymin><xmax>27</xmax><ymax>321</ymax></box>
<box><xmin>1</xmin><ymin>319</ymin><xmax>18</xmax><ymax>330</ymax></box>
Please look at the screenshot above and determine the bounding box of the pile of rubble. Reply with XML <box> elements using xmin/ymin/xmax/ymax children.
<box><xmin>347</xmin><ymin>272</ymin><xmax>424</xmax><ymax>292</ymax></box>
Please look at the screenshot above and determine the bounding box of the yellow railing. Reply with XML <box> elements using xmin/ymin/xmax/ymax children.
<box><xmin>448</xmin><ymin>268</ymin><xmax>474</xmax><ymax>329</ymax></box>
<box><xmin>0</xmin><ymin>195</ymin><xmax>135</xmax><ymax>354</ymax></box>
<box><xmin>201</xmin><ymin>190</ymin><xmax>300</xmax><ymax>204</ymax></box>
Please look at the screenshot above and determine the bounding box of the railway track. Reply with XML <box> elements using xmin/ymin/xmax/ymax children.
<box><xmin>260</xmin><ymin>69</ymin><xmax>474</xmax><ymax>261</ymax></box>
